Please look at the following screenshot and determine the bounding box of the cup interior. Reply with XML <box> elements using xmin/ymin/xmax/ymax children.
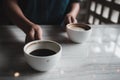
<box><xmin>67</xmin><ymin>23</ymin><xmax>91</xmax><ymax>31</ymax></box>
<box><xmin>24</xmin><ymin>40</ymin><xmax>61</xmax><ymax>56</ymax></box>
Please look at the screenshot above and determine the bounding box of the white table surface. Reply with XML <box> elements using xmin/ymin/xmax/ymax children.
<box><xmin>0</xmin><ymin>25</ymin><xmax>120</xmax><ymax>80</ymax></box>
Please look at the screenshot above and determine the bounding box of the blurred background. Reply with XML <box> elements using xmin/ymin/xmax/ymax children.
<box><xmin>78</xmin><ymin>0</ymin><xmax>120</xmax><ymax>24</ymax></box>
<box><xmin>0</xmin><ymin>0</ymin><xmax>120</xmax><ymax>25</ymax></box>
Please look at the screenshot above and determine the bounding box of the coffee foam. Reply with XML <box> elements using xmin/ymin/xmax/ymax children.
<box><xmin>69</xmin><ymin>25</ymin><xmax>85</xmax><ymax>31</ymax></box>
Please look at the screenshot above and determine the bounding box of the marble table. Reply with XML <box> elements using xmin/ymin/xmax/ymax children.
<box><xmin>0</xmin><ymin>25</ymin><xmax>120</xmax><ymax>80</ymax></box>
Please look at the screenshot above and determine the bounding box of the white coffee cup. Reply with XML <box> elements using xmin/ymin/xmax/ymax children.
<box><xmin>23</xmin><ymin>40</ymin><xmax>62</xmax><ymax>71</ymax></box>
<box><xmin>66</xmin><ymin>23</ymin><xmax>92</xmax><ymax>43</ymax></box>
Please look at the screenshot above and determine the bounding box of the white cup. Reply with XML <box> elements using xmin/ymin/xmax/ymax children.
<box><xmin>23</xmin><ymin>40</ymin><xmax>62</xmax><ymax>71</ymax></box>
<box><xmin>66</xmin><ymin>23</ymin><xmax>92</xmax><ymax>43</ymax></box>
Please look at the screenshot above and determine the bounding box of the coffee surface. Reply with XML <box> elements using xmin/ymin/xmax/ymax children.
<box><xmin>30</xmin><ymin>49</ymin><xmax>56</xmax><ymax>56</ymax></box>
<box><xmin>70</xmin><ymin>26</ymin><xmax>85</xmax><ymax>31</ymax></box>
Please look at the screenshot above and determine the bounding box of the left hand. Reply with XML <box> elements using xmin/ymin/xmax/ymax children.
<box><xmin>64</xmin><ymin>13</ymin><xmax>78</xmax><ymax>25</ymax></box>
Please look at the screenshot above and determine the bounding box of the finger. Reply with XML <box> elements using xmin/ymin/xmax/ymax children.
<box><xmin>68</xmin><ymin>16</ymin><xmax>72</xmax><ymax>23</ymax></box>
<box><xmin>35</xmin><ymin>29</ymin><xmax>42</xmax><ymax>40</ymax></box>
<box><xmin>25</xmin><ymin>29</ymin><xmax>35</xmax><ymax>43</ymax></box>
<box><xmin>35</xmin><ymin>26</ymin><xmax>42</xmax><ymax>40</ymax></box>
<box><xmin>73</xmin><ymin>18</ymin><xmax>78</xmax><ymax>23</ymax></box>
<box><xmin>25</xmin><ymin>35</ymin><xmax>33</xmax><ymax>44</ymax></box>
<box><xmin>71</xmin><ymin>17</ymin><xmax>77</xmax><ymax>23</ymax></box>
<box><xmin>28</xmin><ymin>29</ymin><xmax>35</xmax><ymax>40</ymax></box>
<box><xmin>25</xmin><ymin>36</ymin><xmax>30</xmax><ymax>44</ymax></box>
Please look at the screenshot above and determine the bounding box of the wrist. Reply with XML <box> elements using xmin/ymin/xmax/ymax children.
<box><xmin>68</xmin><ymin>3</ymin><xmax>80</xmax><ymax>18</ymax></box>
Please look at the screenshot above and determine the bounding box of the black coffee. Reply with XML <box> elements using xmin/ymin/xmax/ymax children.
<box><xmin>30</xmin><ymin>49</ymin><xmax>56</xmax><ymax>56</ymax></box>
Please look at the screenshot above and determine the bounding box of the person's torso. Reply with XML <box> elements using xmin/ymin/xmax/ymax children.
<box><xmin>18</xmin><ymin>0</ymin><xmax>70</xmax><ymax>24</ymax></box>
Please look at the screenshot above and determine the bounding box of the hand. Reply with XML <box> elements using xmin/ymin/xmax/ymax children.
<box><xmin>64</xmin><ymin>13</ymin><xmax>78</xmax><ymax>25</ymax></box>
<box><xmin>25</xmin><ymin>24</ymin><xmax>42</xmax><ymax>43</ymax></box>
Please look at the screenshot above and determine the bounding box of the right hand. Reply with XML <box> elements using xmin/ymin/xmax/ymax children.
<box><xmin>25</xmin><ymin>24</ymin><xmax>42</xmax><ymax>43</ymax></box>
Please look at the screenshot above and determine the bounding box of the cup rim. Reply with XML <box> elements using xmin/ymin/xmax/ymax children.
<box><xmin>66</xmin><ymin>23</ymin><xmax>91</xmax><ymax>31</ymax></box>
<box><xmin>23</xmin><ymin>40</ymin><xmax>62</xmax><ymax>58</ymax></box>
